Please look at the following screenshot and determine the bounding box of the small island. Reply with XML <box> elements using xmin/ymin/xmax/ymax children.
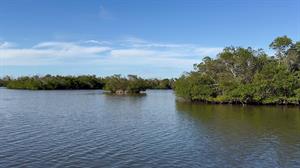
<box><xmin>104</xmin><ymin>75</ymin><xmax>148</xmax><ymax>95</ymax></box>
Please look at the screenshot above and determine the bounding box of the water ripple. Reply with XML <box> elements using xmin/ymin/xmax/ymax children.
<box><xmin>0</xmin><ymin>89</ymin><xmax>299</xmax><ymax>167</ymax></box>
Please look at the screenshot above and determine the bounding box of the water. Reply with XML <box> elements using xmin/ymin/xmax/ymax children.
<box><xmin>0</xmin><ymin>88</ymin><xmax>300</xmax><ymax>168</ymax></box>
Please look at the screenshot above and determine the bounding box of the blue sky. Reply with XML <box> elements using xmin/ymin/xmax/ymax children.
<box><xmin>0</xmin><ymin>0</ymin><xmax>299</xmax><ymax>78</ymax></box>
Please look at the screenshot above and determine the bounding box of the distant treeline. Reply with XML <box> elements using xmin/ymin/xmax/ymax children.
<box><xmin>0</xmin><ymin>75</ymin><xmax>174</xmax><ymax>91</ymax></box>
<box><xmin>174</xmin><ymin>36</ymin><xmax>300</xmax><ymax>105</ymax></box>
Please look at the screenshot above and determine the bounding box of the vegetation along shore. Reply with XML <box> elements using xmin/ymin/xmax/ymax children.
<box><xmin>0</xmin><ymin>74</ymin><xmax>174</xmax><ymax>94</ymax></box>
<box><xmin>174</xmin><ymin>36</ymin><xmax>300</xmax><ymax>105</ymax></box>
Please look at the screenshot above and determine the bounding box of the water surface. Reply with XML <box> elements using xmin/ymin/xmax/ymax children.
<box><xmin>0</xmin><ymin>88</ymin><xmax>299</xmax><ymax>167</ymax></box>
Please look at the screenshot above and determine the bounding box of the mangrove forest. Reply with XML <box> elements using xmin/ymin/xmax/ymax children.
<box><xmin>0</xmin><ymin>75</ymin><xmax>174</xmax><ymax>94</ymax></box>
<box><xmin>174</xmin><ymin>36</ymin><xmax>300</xmax><ymax>105</ymax></box>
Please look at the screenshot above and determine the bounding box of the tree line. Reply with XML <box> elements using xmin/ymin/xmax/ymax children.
<box><xmin>0</xmin><ymin>75</ymin><xmax>174</xmax><ymax>92</ymax></box>
<box><xmin>174</xmin><ymin>36</ymin><xmax>300</xmax><ymax>105</ymax></box>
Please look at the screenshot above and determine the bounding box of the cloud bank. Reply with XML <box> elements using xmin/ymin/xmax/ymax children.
<box><xmin>0</xmin><ymin>38</ymin><xmax>222</xmax><ymax>76</ymax></box>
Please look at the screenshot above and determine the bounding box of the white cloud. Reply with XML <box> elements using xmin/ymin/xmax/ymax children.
<box><xmin>0</xmin><ymin>38</ymin><xmax>222</xmax><ymax>69</ymax></box>
<box><xmin>122</xmin><ymin>37</ymin><xmax>186</xmax><ymax>48</ymax></box>
<box><xmin>84</xmin><ymin>40</ymin><xmax>111</xmax><ymax>45</ymax></box>
<box><xmin>124</xmin><ymin>37</ymin><xmax>148</xmax><ymax>44</ymax></box>
<box><xmin>111</xmin><ymin>49</ymin><xmax>156</xmax><ymax>57</ymax></box>
<box><xmin>0</xmin><ymin>41</ymin><xmax>15</xmax><ymax>49</ymax></box>
<box><xmin>194</xmin><ymin>47</ymin><xmax>223</xmax><ymax>56</ymax></box>
<box><xmin>3</xmin><ymin>42</ymin><xmax>109</xmax><ymax>57</ymax></box>
<box><xmin>0</xmin><ymin>41</ymin><xmax>110</xmax><ymax>65</ymax></box>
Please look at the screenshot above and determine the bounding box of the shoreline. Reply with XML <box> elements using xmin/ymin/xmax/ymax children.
<box><xmin>176</xmin><ymin>97</ymin><xmax>300</xmax><ymax>106</ymax></box>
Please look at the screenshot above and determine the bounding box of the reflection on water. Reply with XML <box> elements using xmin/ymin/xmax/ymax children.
<box><xmin>176</xmin><ymin>102</ymin><xmax>300</xmax><ymax>167</ymax></box>
<box><xmin>103</xmin><ymin>92</ymin><xmax>147</xmax><ymax>97</ymax></box>
<box><xmin>0</xmin><ymin>88</ymin><xmax>299</xmax><ymax>167</ymax></box>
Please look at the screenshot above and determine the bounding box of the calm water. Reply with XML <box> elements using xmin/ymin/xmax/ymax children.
<box><xmin>0</xmin><ymin>88</ymin><xmax>300</xmax><ymax>168</ymax></box>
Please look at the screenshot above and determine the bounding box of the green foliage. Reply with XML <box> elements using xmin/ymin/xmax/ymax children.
<box><xmin>0</xmin><ymin>79</ymin><xmax>6</xmax><ymax>87</ymax></box>
<box><xmin>270</xmin><ymin>35</ymin><xmax>293</xmax><ymax>61</ymax></box>
<box><xmin>5</xmin><ymin>75</ymin><xmax>105</xmax><ymax>90</ymax></box>
<box><xmin>175</xmin><ymin>36</ymin><xmax>300</xmax><ymax>105</ymax></box>
<box><xmin>0</xmin><ymin>76</ymin><xmax>11</xmax><ymax>87</ymax></box>
<box><xmin>269</xmin><ymin>36</ymin><xmax>292</xmax><ymax>50</ymax></box>
<box><xmin>2</xmin><ymin>74</ymin><xmax>174</xmax><ymax>92</ymax></box>
<box><xmin>174</xmin><ymin>72</ymin><xmax>216</xmax><ymax>101</ymax></box>
<box><xmin>104</xmin><ymin>75</ymin><xmax>147</xmax><ymax>94</ymax></box>
<box><xmin>145</xmin><ymin>78</ymin><xmax>174</xmax><ymax>89</ymax></box>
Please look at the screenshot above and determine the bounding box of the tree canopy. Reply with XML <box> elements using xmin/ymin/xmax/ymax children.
<box><xmin>5</xmin><ymin>75</ymin><xmax>105</xmax><ymax>90</ymax></box>
<box><xmin>1</xmin><ymin>75</ymin><xmax>174</xmax><ymax>92</ymax></box>
<box><xmin>174</xmin><ymin>36</ymin><xmax>300</xmax><ymax>105</ymax></box>
<box><xmin>104</xmin><ymin>75</ymin><xmax>147</xmax><ymax>94</ymax></box>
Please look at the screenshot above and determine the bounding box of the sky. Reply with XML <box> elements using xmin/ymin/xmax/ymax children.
<box><xmin>0</xmin><ymin>0</ymin><xmax>299</xmax><ymax>78</ymax></box>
